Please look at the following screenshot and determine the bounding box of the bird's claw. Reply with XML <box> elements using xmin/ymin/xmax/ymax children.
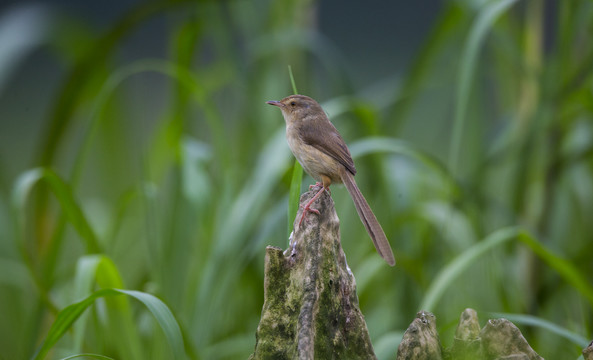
<box><xmin>309</xmin><ymin>182</ymin><xmax>323</xmax><ymax>190</ymax></box>
<box><xmin>308</xmin><ymin>208</ymin><xmax>321</xmax><ymax>215</ymax></box>
<box><xmin>298</xmin><ymin>203</ymin><xmax>321</xmax><ymax>226</ymax></box>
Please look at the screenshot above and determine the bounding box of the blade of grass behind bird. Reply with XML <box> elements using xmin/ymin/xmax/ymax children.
<box><xmin>518</xmin><ymin>232</ymin><xmax>593</xmax><ymax>307</ymax></box>
<box><xmin>12</xmin><ymin>168</ymin><xmax>101</xmax><ymax>255</ymax></box>
<box><xmin>32</xmin><ymin>288</ymin><xmax>184</xmax><ymax>360</ymax></box>
<box><xmin>35</xmin><ymin>0</ymin><xmax>196</xmax><ymax>168</ymax></box>
<box><xmin>348</xmin><ymin>137</ymin><xmax>460</xmax><ymax>197</ymax></box>
<box><xmin>287</xmin><ymin>161</ymin><xmax>303</xmax><ymax>238</ymax></box>
<box><xmin>192</xmin><ymin>129</ymin><xmax>291</xmax><ymax>348</ymax></box>
<box><xmin>58</xmin><ymin>354</ymin><xmax>115</xmax><ymax>360</ymax></box>
<box><xmin>71</xmin><ymin>255</ymin><xmax>143</xmax><ymax>358</ymax></box>
<box><xmin>72</xmin><ymin>59</ymin><xmax>227</xmax><ymax>187</ymax></box>
<box><xmin>287</xmin><ymin>65</ymin><xmax>303</xmax><ymax>237</ymax></box>
<box><xmin>420</xmin><ymin>226</ymin><xmax>524</xmax><ymax>311</ymax></box>
<box><xmin>387</xmin><ymin>2</ymin><xmax>467</xmax><ymax>134</ymax></box>
<box><xmin>448</xmin><ymin>0</ymin><xmax>519</xmax><ymax>175</ymax></box>
<box><xmin>421</xmin><ymin>227</ymin><xmax>593</xmax><ymax>311</ymax></box>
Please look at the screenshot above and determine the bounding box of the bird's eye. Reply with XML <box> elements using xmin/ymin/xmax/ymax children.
<box><xmin>290</xmin><ymin>101</ymin><xmax>296</xmax><ymax>107</ymax></box>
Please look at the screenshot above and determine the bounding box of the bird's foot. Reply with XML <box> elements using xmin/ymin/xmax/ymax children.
<box><xmin>309</xmin><ymin>181</ymin><xmax>323</xmax><ymax>190</ymax></box>
<box><xmin>308</xmin><ymin>182</ymin><xmax>331</xmax><ymax>195</ymax></box>
<box><xmin>298</xmin><ymin>186</ymin><xmax>326</xmax><ymax>226</ymax></box>
<box><xmin>298</xmin><ymin>205</ymin><xmax>320</xmax><ymax>226</ymax></box>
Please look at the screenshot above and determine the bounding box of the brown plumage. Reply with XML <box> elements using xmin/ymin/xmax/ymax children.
<box><xmin>267</xmin><ymin>94</ymin><xmax>395</xmax><ymax>266</ymax></box>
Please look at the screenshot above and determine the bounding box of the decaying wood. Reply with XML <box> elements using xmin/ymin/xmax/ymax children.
<box><xmin>480</xmin><ymin>318</ymin><xmax>543</xmax><ymax>360</ymax></box>
<box><xmin>397</xmin><ymin>309</ymin><xmax>545</xmax><ymax>360</ymax></box>
<box><xmin>249</xmin><ymin>187</ymin><xmax>587</xmax><ymax>359</ymax></box>
<box><xmin>449</xmin><ymin>308</ymin><xmax>482</xmax><ymax>359</ymax></box>
<box><xmin>583</xmin><ymin>341</ymin><xmax>593</xmax><ymax>360</ymax></box>
<box><xmin>396</xmin><ymin>311</ymin><xmax>442</xmax><ymax>360</ymax></box>
<box><xmin>249</xmin><ymin>187</ymin><xmax>376</xmax><ymax>360</ymax></box>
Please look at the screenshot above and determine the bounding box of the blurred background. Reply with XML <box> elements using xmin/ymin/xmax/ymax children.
<box><xmin>1</xmin><ymin>0</ymin><xmax>592</xmax><ymax>359</ymax></box>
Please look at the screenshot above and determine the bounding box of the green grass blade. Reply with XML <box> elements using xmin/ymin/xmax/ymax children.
<box><xmin>116</xmin><ymin>289</ymin><xmax>185</xmax><ymax>360</ymax></box>
<box><xmin>348</xmin><ymin>136</ymin><xmax>460</xmax><ymax>196</ymax></box>
<box><xmin>288</xmin><ymin>65</ymin><xmax>298</xmax><ymax>94</ymax></box>
<box><xmin>181</xmin><ymin>137</ymin><xmax>212</xmax><ymax>206</ymax></box>
<box><xmin>195</xmin><ymin>130</ymin><xmax>291</xmax><ymax>346</ymax></box>
<box><xmin>36</xmin><ymin>0</ymin><xmax>196</xmax><ymax>167</ymax></box>
<box><xmin>202</xmin><ymin>333</ymin><xmax>257</xmax><ymax>359</ymax></box>
<box><xmin>215</xmin><ymin>129</ymin><xmax>291</xmax><ymax>253</ymax></box>
<box><xmin>72</xmin><ymin>256</ymin><xmax>105</xmax><ymax>352</ymax></box>
<box><xmin>59</xmin><ymin>354</ymin><xmax>115</xmax><ymax>360</ymax></box>
<box><xmin>420</xmin><ymin>226</ymin><xmax>523</xmax><ymax>311</ymax></box>
<box><xmin>421</xmin><ymin>226</ymin><xmax>593</xmax><ymax>312</ymax></box>
<box><xmin>286</xmin><ymin>65</ymin><xmax>303</xmax><ymax>237</ymax></box>
<box><xmin>449</xmin><ymin>0</ymin><xmax>519</xmax><ymax>175</ymax></box>
<box><xmin>388</xmin><ymin>2</ymin><xmax>466</xmax><ymax>132</ymax></box>
<box><xmin>487</xmin><ymin>312</ymin><xmax>590</xmax><ymax>348</ymax></box>
<box><xmin>32</xmin><ymin>292</ymin><xmax>100</xmax><ymax>360</ymax></box>
<box><xmin>72</xmin><ymin>59</ymin><xmax>225</xmax><ymax>187</ymax></box>
<box><xmin>287</xmin><ymin>161</ymin><xmax>303</xmax><ymax>238</ymax></box>
<box><xmin>72</xmin><ymin>255</ymin><xmax>135</xmax><ymax>355</ymax></box>
<box><xmin>518</xmin><ymin>234</ymin><xmax>593</xmax><ymax>307</ymax></box>
<box><xmin>12</xmin><ymin>168</ymin><xmax>101</xmax><ymax>253</ymax></box>
<box><xmin>32</xmin><ymin>288</ymin><xmax>184</xmax><ymax>360</ymax></box>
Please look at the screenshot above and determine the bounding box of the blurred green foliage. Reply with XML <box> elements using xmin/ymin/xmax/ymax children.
<box><xmin>0</xmin><ymin>0</ymin><xmax>592</xmax><ymax>359</ymax></box>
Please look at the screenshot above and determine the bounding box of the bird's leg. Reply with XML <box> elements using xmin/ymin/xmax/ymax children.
<box><xmin>298</xmin><ymin>186</ymin><xmax>324</xmax><ymax>226</ymax></box>
<box><xmin>298</xmin><ymin>175</ymin><xmax>332</xmax><ymax>226</ymax></box>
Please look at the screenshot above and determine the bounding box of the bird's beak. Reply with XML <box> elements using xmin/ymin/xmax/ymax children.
<box><xmin>266</xmin><ymin>100</ymin><xmax>284</xmax><ymax>107</ymax></box>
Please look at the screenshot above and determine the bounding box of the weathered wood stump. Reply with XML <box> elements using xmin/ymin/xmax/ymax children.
<box><xmin>249</xmin><ymin>188</ymin><xmax>590</xmax><ymax>359</ymax></box>
<box><xmin>583</xmin><ymin>341</ymin><xmax>593</xmax><ymax>360</ymax></box>
<box><xmin>249</xmin><ymin>187</ymin><xmax>376</xmax><ymax>359</ymax></box>
<box><xmin>449</xmin><ymin>308</ymin><xmax>482</xmax><ymax>359</ymax></box>
<box><xmin>397</xmin><ymin>309</ymin><xmax>544</xmax><ymax>360</ymax></box>
<box><xmin>396</xmin><ymin>311</ymin><xmax>442</xmax><ymax>359</ymax></box>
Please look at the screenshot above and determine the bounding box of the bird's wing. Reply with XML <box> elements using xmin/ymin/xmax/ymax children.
<box><xmin>299</xmin><ymin>120</ymin><xmax>357</xmax><ymax>175</ymax></box>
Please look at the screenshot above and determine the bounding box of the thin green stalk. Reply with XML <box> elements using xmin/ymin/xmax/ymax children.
<box><xmin>388</xmin><ymin>2</ymin><xmax>466</xmax><ymax>133</ymax></box>
<box><xmin>448</xmin><ymin>0</ymin><xmax>519</xmax><ymax>175</ymax></box>
<box><xmin>287</xmin><ymin>65</ymin><xmax>303</xmax><ymax>237</ymax></box>
<box><xmin>288</xmin><ymin>65</ymin><xmax>298</xmax><ymax>94</ymax></box>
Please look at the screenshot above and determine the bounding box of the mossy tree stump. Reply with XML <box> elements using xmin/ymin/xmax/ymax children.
<box><xmin>397</xmin><ymin>309</ymin><xmax>545</xmax><ymax>360</ymax></box>
<box><xmin>249</xmin><ymin>188</ymin><xmax>591</xmax><ymax>359</ymax></box>
<box><xmin>583</xmin><ymin>341</ymin><xmax>593</xmax><ymax>360</ymax></box>
<box><xmin>249</xmin><ymin>187</ymin><xmax>376</xmax><ymax>360</ymax></box>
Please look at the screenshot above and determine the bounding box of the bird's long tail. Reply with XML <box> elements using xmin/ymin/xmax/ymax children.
<box><xmin>340</xmin><ymin>170</ymin><xmax>395</xmax><ymax>266</ymax></box>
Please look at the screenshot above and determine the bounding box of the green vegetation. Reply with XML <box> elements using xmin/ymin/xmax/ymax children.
<box><xmin>0</xmin><ymin>1</ymin><xmax>591</xmax><ymax>359</ymax></box>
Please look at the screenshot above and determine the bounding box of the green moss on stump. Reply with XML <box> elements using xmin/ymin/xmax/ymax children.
<box><xmin>397</xmin><ymin>309</ymin><xmax>546</xmax><ymax>360</ymax></box>
<box><xmin>250</xmin><ymin>188</ymin><xmax>376</xmax><ymax>360</ymax></box>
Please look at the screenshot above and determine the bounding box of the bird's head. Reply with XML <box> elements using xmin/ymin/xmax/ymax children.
<box><xmin>266</xmin><ymin>94</ymin><xmax>325</xmax><ymax>124</ymax></box>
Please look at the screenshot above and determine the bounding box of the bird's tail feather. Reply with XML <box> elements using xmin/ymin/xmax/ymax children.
<box><xmin>340</xmin><ymin>170</ymin><xmax>395</xmax><ymax>266</ymax></box>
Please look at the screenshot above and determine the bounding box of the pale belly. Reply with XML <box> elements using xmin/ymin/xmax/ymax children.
<box><xmin>286</xmin><ymin>130</ymin><xmax>343</xmax><ymax>185</ymax></box>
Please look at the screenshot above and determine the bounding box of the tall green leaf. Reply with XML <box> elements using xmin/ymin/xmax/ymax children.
<box><xmin>449</xmin><ymin>0</ymin><xmax>519</xmax><ymax>175</ymax></box>
<box><xmin>12</xmin><ymin>168</ymin><xmax>101</xmax><ymax>254</ymax></box>
<box><xmin>72</xmin><ymin>255</ymin><xmax>142</xmax><ymax>359</ymax></box>
<box><xmin>32</xmin><ymin>288</ymin><xmax>184</xmax><ymax>360</ymax></box>
<box><xmin>286</xmin><ymin>65</ymin><xmax>303</xmax><ymax>237</ymax></box>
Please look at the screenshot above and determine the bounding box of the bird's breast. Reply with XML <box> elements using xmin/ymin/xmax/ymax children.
<box><xmin>286</xmin><ymin>126</ymin><xmax>343</xmax><ymax>184</ymax></box>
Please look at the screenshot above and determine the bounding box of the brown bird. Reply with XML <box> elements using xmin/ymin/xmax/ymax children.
<box><xmin>267</xmin><ymin>94</ymin><xmax>395</xmax><ymax>266</ymax></box>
